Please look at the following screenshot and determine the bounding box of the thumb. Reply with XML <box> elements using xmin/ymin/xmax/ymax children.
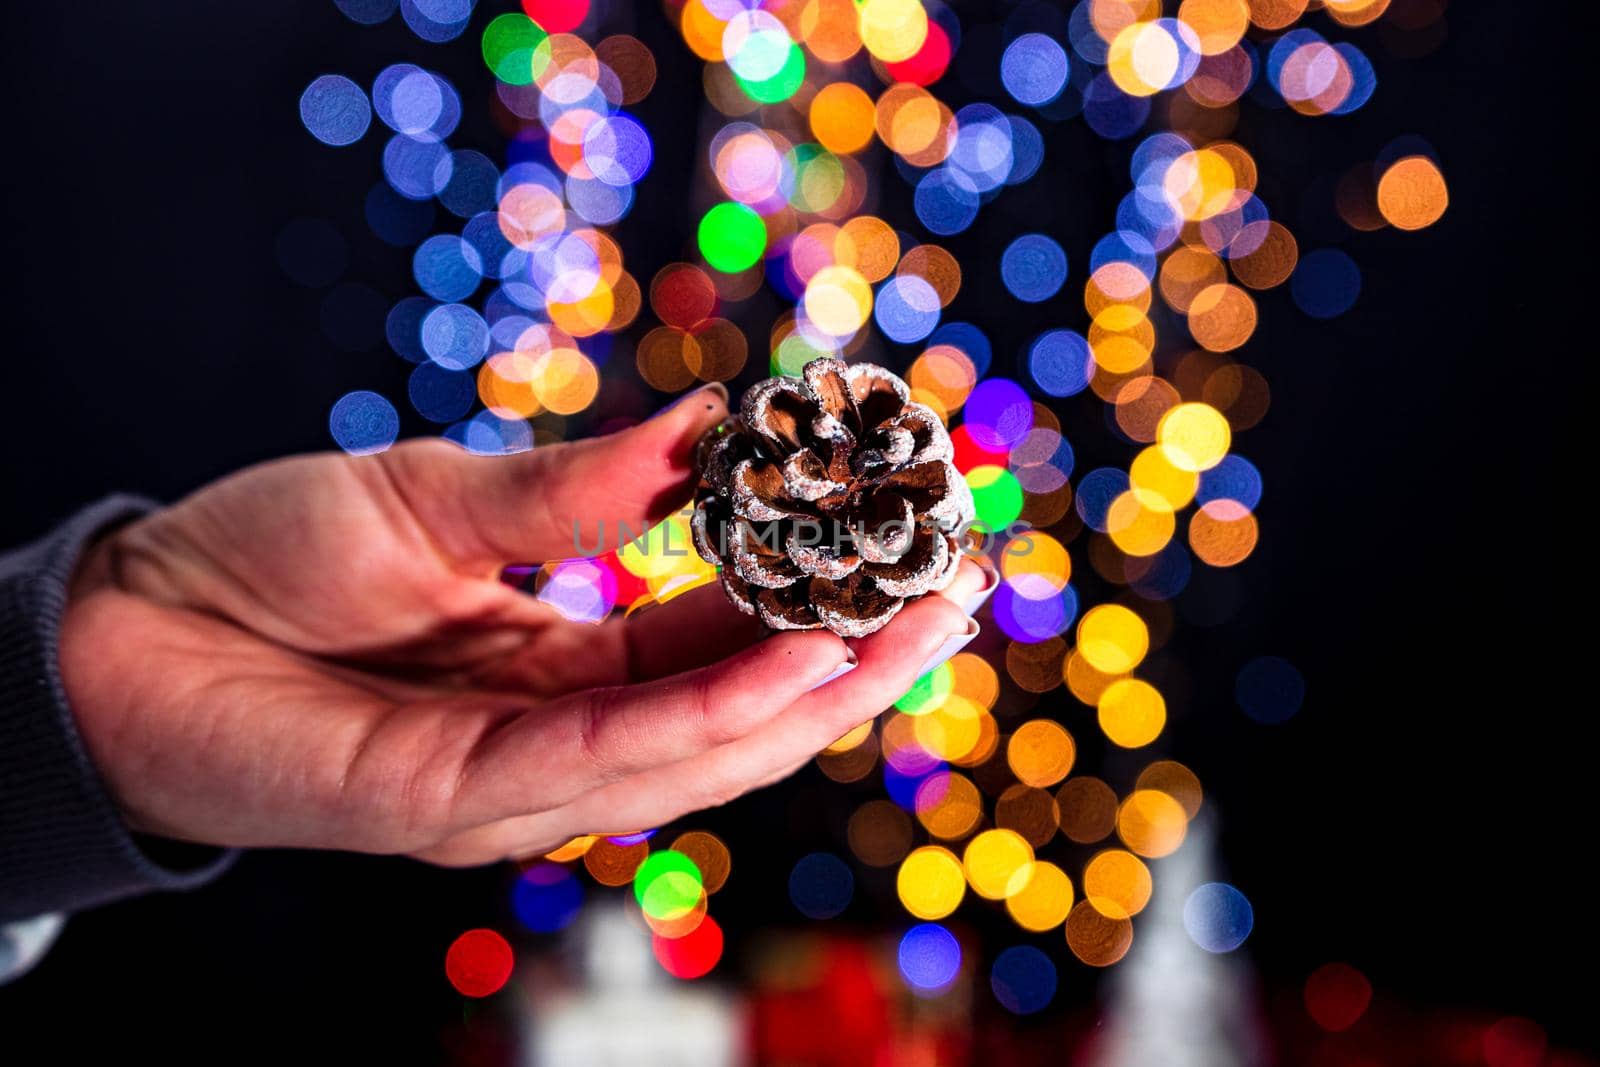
<box><xmin>380</xmin><ymin>383</ymin><xmax>729</xmax><ymax>567</ymax></box>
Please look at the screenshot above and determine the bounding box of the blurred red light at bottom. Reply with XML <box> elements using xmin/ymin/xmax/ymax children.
<box><xmin>1304</xmin><ymin>962</ymin><xmax>1372</xmax><ymax>1032</ymax></box>
<box><xmin>652</xmin><ymin>914</ymin><xmax>723</xmax><ymax>979</ymax></box>
<box><xmin>1484</xmin><ymin>1017</ymin><xmax>1549</xmax><ymax>1067</ymax></box>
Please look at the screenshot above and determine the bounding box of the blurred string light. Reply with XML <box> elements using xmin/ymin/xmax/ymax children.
<box><xmin>306</xmin><ymin>0</ymin><xmax>1449</xmax><ymax>1002</ymax></box>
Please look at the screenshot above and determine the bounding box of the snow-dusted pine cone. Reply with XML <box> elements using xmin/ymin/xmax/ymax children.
<box><xmin>690</xmin><ymin>356</ymin><xmax>976</xmax><ymax>637</ymax></box>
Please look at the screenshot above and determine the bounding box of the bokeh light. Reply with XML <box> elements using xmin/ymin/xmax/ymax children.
<box><xmin>1184</xmin><ymin>882</ymin><xmax>1254</xmax><ymax>952</ymax></box>
<box><xmin>445</xmin><ymin>929</ymin><xmax>514</xmax><ymax>998</ymax></box>
<box><xmin>898</xmin><ymin>922</ymin><xmax>961</xmax><ymax>994</ymax></box>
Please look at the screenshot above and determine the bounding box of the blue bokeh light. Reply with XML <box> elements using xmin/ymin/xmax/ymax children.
<box><xmin>875</xmin><ymin>275</ymin><xmax>941</xmax><ymax>344</ymax></box>
<box><xmin>1028</xmin><ymin>330</ymin><xmax>1093</xmax><ymax>398</ymax></box>
<box><xmin>990</xmin><ymin>945</ymin><xmax>1057</xmax><ymax>1014</ymax></box>
<box><xmin>914</xmin><ymin>169</ymin><xmax>981</xmax><ymax>236</ymax></box>
<box><xmin>413</xmin><ymin>234</ymin><xmax>483</xmax><ymax>302</ymax></box>
<box><xmin>898</xmin><ymin>923</ymin><xmax>961</xmax><ymax>994</ymax></box>
<box><xmin>1235</xmin><ymin>656</ymin><xmax>1306</xmax><ymax>724</ymax></box>
<box><xmin>1001</xmin><ymin>234</ymin><xmax>1068</xmax><ymax>303</ymax></box>
<box><xmin>300</xmin><ymin>75</ymin><xmax>371</xmax><ymax>147</ymax></box>
<box><xmin>335</xmin><ymin>0</ymin><xmax>397</xmax><ymax>24</ymax></box>
<box><xmin>1291</xmin><ymin>249</ymin><xmax>1361</xmax><ymax>319</ymax></box>
<box><xmin>1184</xmin><ymin>882</ymin><xmax>1254</xmax><ymax>953</ymax></box>
<box><xmin>788</xmin><ymin>853</ymin><xmax>855</xmax><ymax>920</ymax></box>
<box><xmin>329</xmin><ymin>391</ymin><xmax>400</xmax><ymax>455</ymax></box>
<box><xmin>421</xmin><ymin>303</ymin><xmax>490</xmax><ymax>370</ymax></box>
<box><xmin>1001</xmin><ymin>33</ymin><xmax>1070</xmax><ymax>107</ymax></box>
<box><xmin>408</xmin><ymin>362</ymin><xmax>476</xmax><ymax>423</ymax></box>
<box><xmin>1075</xmin><ymin>467</ymin><xmax>1130</xmax><ymax>532</ymax></box>
<box><xmin>513</xmin><ymin>863</ymin><xmax>584</xmax><ymax>934</ymax></box>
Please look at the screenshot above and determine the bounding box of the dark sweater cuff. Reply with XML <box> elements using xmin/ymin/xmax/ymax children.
<box><xmin>0</xmin><ymin>496</ymin><xmax>237</xmax><ymax>923</ymax></box>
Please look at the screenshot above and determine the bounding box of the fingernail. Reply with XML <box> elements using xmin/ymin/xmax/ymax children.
<box><xmin>654</xmin><ymin>381</ymin><xmax>729</xmax><ymax>418</ymax></box>
<box><xmin>808</xmin><ymin>647</ymin><xmax>858</xmax><ymax>691</ymax></box>
<box><xmin>915</xmin><ymin>619</ymin><xmax>981</xmax><ymax>678</ymax></box>
<box><xmin>961</xmin><ymin>559</ymin><xmax>1000</xmax><ymax>617</ymax></box>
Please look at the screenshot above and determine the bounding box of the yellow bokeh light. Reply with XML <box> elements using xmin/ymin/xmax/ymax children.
<box><xmin>898</xmin><ymin>845</ymin><xmax>966</xmax><ymax>920</ymax></box>
<box><xmin>800</xmin><ymin>0</ymin><xmax>862</xmax><ymax>63</ymax></box>
<box><xmin>810</xmin><ymin>82</ymin><xmax>876</xmax><ymax>155</ymax></box>
<box><xmin>1377</xmin><ymin>155</ymin><xmax>1449</xmax><ymax>231</ymax></box>
<box><xmin>1118</xmin><ymin>788</ymin><xmax>1190</xmax><ymax>858</ymax></box>
<box><xmin>617</xmin><ymin>514</ymin><xmax>695</xmax><ymax>579</ymax></box>
<box><xmin>1178</xmin><ymin>0</ymin><xmax>1249</xmax><ymax>54</ymax></box>
<box><xmin>835</xmin><ymin>215</ymin><xmax>900</xmax><ymax>282</ymax></box>
<box><xmin>1084</xmin><ymin>848</ymin><xmax>1153</xmax><ymax>919</ymax></box>
<box><xmin>1157</xmin><ymin>401</ymin><xmax>1232</xmax><ymax>471</ymax></box>
<box><xmin>824</xmin><ymin>720</ymin><xmax>874</xmax><ymax>754</ymax></box>
<box><xmin>948</xmin><ymin>652</ymin><xmax>1000</xmax><ymax>709</ymax></box>
<box><xmin>1077</xmin><ymin>604</ymin><xmax>1149</xmax><ymax>674</ymax></box>
<box><xmin>1164</xmin><ymin>148</ymin><xmax>1239</xmax><ymax>221</ymax></box>
<box><xmin>913</xmin><ymin>693</ymin><xmax>985</xmax><ymax>762</ymax></box>
<box><xmin>909</xmin><ymin>344</ymin><xmax>977</xmax><ymax>416</ymax></box>
<box><xmin>1107</xmin><ymin>488</ymin><xmax>1177</xmax><ymax>557</ymax></box>
<box><xmin>1064</xmin><ymin>647</ymin><xmax>1124</xmax><ymax>705</ymax></box>
<box><xmin>1006</xmin><ymin>860</ymin><xmax>1075</xmax><ymax>932</ymax></box>
<box><xmin>530</xmin><ymin>347</ymin><xmax>601</xmax><ymax>414</ymax></box>
<box><xmin>1098</xmin><ymin>678</ymin><xmax>1167</xmax><ymax>748</ymax></box>
<box><xmin>678</xmin><ymin>0</ymin><xmax>728</xmax><ymax>62</ymax></box>
<box><xmin>1129</xmin><ymin>445</ymin><xmax>1199</xmax><ymax>511</ymax></box>
<box><xmin>857</xmin><ymin>0</ymin><xmax>929</xmax><ymax>62</ymax></box>
<box><xmin>1108</xmin><ymin>21</ymin><xmax>1180</xmax><ymax>97</ymax></box>
<box><xmin>1007</xmin><ymin>719</ymin><xmax>1076</xmax><ymax>788</ymax></box>
<box><xmin>917</xmin><ymin>771</ymin><xmax>984</xmax><ymax>839</ymax></box>
<box><xmin>963</xmin><ymin>829</ymin><xmax>1036</xmax><ymax>901</ymax></box>
<box><xmin>1001</xmin><ymin>531</ymin><xmax>1072</xmax><ymax>597</ymax></box>
<box><xmin>803</xmin><ymin>264</ymin><xmax>873</xmax><ymax>336</ymax></box>
<box><xmin>543</xmin><ymin>835</ymin><xmax>596</xmax><ymax>862</ymax></box>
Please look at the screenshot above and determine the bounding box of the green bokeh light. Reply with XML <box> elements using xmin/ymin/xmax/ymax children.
<box><xmin>895</xmin><ymin>661</ymin><xmax>954</xmax><ymax>716</ymax></box>
<box><xmin>735</xmin><ymin>42</ymin><xmax>805</xmax><ymax>104</ymax></box>
<box><xmin>698</xmin><ymin>202</ymin><xmax>767</xmax><ymax>273</ymax></box>
<box><xmin>481</xmin><ymin>14</ymin><xmax>549</xmax><ymax>86</ymax></box>
<box><xmin>633</xmin><ymin>850</ymin><xmax>704</xmax><ymax>919</ymax></box>
<box><xmin>784</xmin><ymin>145</ymin><xmax>846</xmax><ymax>213</ymax></box>
<box><xmin>968</xmin><ymin>465</ymin><xmax>1024</xmax><ymax>530</ymax></box>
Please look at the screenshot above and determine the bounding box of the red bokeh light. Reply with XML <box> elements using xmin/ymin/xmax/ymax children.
<box><xmin>884</xmin><ymin>21</ymin><xmax>952</xmax><ymax>87</ymax></box>
<box><xmin>445</xmin><ymin>928</ymin><xmax>515</xmax><ymax>999</ymax></box>
<box><xmin>652</xmin><ymin>914</ymin><xmax>724</xmax><ymax>979</ymax></box>
<box><xmin>1304</xmin><ymin>962</ymin><xmax>1373</xmax><ymax>1032</ymax></box>
<box><xmin>951</xmin><ymin>425</ymin><xmax>1010</xmax><ymax>473</ymax></box>
<box><xmin>522</xmin><ymin>0</ymin><xmax>589</xmax><ymax>33</ymax></box>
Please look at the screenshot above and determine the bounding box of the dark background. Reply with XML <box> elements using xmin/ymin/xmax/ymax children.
<box><xmin>1</xmin><ymin>0</ymin><xmax>1587</xmax><ymax>1059</ymax></box>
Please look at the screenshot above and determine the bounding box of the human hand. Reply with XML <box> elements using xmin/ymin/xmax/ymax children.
<box><xmin>59</xmin><ymin>386</ymin><xmax>988</xmax><ymax>866</ymax></box>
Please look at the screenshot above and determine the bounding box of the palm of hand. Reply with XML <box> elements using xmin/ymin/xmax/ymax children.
<box><xmin>59</xmin><ymin>393</ymin><xmax>982</xmax><ymax>866</ymax></box>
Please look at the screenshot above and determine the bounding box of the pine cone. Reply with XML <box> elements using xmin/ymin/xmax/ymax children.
<box><xmin>690</xmin><ymin>357</ymin><xmax>976</xmax><ymax>637</ymax></box>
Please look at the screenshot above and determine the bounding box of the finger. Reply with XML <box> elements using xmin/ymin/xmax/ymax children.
<box><xmin>547</xmin><ymin>592</ymin><xmax>974</xmax><ymax>838</ymax></box>
<box><xmin>376</xmin><ymin>383</ymin><xmax>729</xmax><ymax>568</ymax></box>
<box><xmin>472</xmin><ymin>579</ymin><xmax>768</xmax><ymax>696</ymax></box>
<box><xmin>448</xmin><ymin>628</ymin><xmax>853</xmax><ymax>827</ymax></box>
